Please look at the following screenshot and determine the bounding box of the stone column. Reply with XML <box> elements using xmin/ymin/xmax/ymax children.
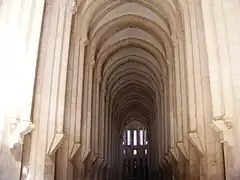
<box><xmin>106</xmin><ymin>94</ymin><xmax>112</xmax><ymax>180</ymax></box>
<box><xmin>168</xmin><ymin>54</ymin><xmax>179</xmax><ymax>162</ymax></box>
<box><xmin>83</xmin><ymin>58</ymin><xmax>95</xmax><ymax>164</ymax></box>
<box><xmin>98</xmin><ymin>86</ymin><xmax>106</xmax><ymax>165</ymax></box>
<box><xmin>112</xmin><ymin>125</ymin><xmax>116</xmax><ymax>177</ymax></box>
<box><xmin>26</xmin><ymin>1</ymin><xmax>73</xmax><ymax>179</ymax></box>
<box><xmin>159</xmin><ymin>92</ymin><xmax>164</xmax><ymax>163</ymax></box>
<box><xmin>172</xmin><ymin>35</ymin><xmax>183</xmax><ymax>147</ymax></box>
<box><xmin>175</xmin><ymin>6</ymin><xmax>189</xmax><ymax>162</ymax></box>
<box><xmin>104</xmin><ymin>93</ymin><xmax>110</xmax><ymax>180</ymax></box>
<box><xmin>91</xmin><ymin>76</ymin><xmax>101</xmax><ymax>169</ymax></box>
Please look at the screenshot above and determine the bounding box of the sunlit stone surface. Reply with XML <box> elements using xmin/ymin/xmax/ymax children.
<box><xmin>0</xmin><ymin>0</ymin><xmax>240</xmax><ymax>179</ymax></box>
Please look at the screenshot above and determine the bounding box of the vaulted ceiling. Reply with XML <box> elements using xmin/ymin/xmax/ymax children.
<box><xmin>79</xmin><ymin>0</ymin><xmax>184</xmax><ymax>132</ymax></box>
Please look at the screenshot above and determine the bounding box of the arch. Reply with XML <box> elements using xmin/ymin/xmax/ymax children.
<box><xmin>77</xmin><ymin>0</ymin><xmax>186</xmax><ymax>179</ymax></box>
<box><xmin>79</xmin><ymin>0</ymin><xmax>184</xmax><ymax>37</ymax></box>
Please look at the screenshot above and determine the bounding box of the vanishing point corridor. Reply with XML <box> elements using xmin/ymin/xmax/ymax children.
<box><xmin>1</xmin><ymin>0</ymin><xmax>240</xmax><ymax>180</ymax></box>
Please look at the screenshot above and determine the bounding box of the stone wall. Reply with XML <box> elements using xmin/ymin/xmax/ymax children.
<box><xmin>0</xmin><ymin>0</ymin><xmax>240</xmax><ymax>180</ymax></box>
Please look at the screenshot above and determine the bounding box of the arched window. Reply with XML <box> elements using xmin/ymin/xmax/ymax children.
<box><xmin>145</xmin><ymin>149</ymin><xmax>148</xmax><ymax>155</ymax></box>
<box><xmin>127</xmin><ymin>130</ymin><xmax>131</xmax><ymax>145</ymax></box>
<box><xmin>140</xmin><ymin>130</ymin><xmax>144</xmax><ymax>145</ymax></box>
<box><xmin>133</xmin><ymin>130</ymin><xmax>137</xmax><ymax>146</ymax></box>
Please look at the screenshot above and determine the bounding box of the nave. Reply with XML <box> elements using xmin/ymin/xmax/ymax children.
<box><xmin>2</xmin><ymin>0</ymin><xmax>240</xmax><ymax>180</ymax></box>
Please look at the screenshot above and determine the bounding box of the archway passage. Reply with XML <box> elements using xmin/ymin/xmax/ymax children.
<box><xmin>78</xmin><ymin>1</ymin><xmax>178</xmax><ymax>179</ymax></box>
<box><xmin>23</xmin><ymin>0</ymin><xmax>227</xmax><ymax>180</ymax></box>
<box><xmin>54</xmin><ymin>0</ymin><xmax>224</xmax><ymax>180</ymax></box>
<box><xmin>2</xmin><ymin>0</ymin><xmax>240</xmax><ymax>180</ymax></box>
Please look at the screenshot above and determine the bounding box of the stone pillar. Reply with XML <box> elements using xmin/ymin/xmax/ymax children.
<box><xmin>172</xmin><ymin>34</ymin><xmax>183</xmax><ymax>158</ymax></box>
<box><xmin>104</xmin><ymin>93</ymin><xmax>110</xmax><ymax>180</ymax></box>
<box><xmin>180</xmin><ymin>1</ymin><xmax>226</xmax><ymax>179</ymax></box>
<box><xmin>175</xmin><ymin>3</ymin><xmax>189</xmax><ymax>163</ymax></box>
<box><xmin>162</xmin><ymin>77</ymin><xmax>170</xmax><ymax>164</ymax></box>
<box><xmin>159</xmin><ymin>92</ymin><xmax>165</xmax><ymax>163</ymax></box>
<box><xmin>107</xmin><ymin>94</ymin><xmax>112</xmax><ymax>180</ymax></box>
<box><xmin>92</xmin><ymin>77</ymin><xmax>102</xmax><ymax>168</ymax></box>
<box><xmin>25</xmin><ymin>1</ymin><xmax>73</xmax><ymax>179</ymax></box>
<box><xmin>98</xmin><ymin>85</ymin><xmax>106</xmax><ymax>167</ymax></box>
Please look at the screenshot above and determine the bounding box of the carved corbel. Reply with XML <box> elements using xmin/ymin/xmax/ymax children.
<box><xmin>97</xmin><ymin>76</ymin><xmax>102</xmax><ymax>84</ymax></box>
<box><xmin>164</xmin><ymin>154</ymin><xmax>172</xmax><ymax>165</ymax></box>
<box><xmin>9</xmin><ymin>117</ymin><xmax>34</xmax><ymax>148</ymax></box>
<box><xmin>78</xmin><ymin>35</ymin><xmax>89</xmax><ymax>47</ymax></box>
<box><xmin>69</xmin><ymin>143</ymin><xmax>81</xmax><ymax>160</ymax></box>
<box><xmin>210</xmin><ymin>114</ymin><xmax>233</xmax><ymax>146</ymax></box>
<box><xmin>213</xmin><ymin>114</ymin><xmax>233</xmax><ymax>129</ymax></box>
<box><xmin>47</xmin><ymin>133</ymin><xmax>64</xmax><ymax>156</ymax></box>
<box><xmin>71</xmin><ymin>0</ymin><xmax>79</xmax><ymax>15</ymax></box>
<box><xmin>105</xmin><ymin>94</ymin><xmax>110</xmax><ymax>102</ymax></box>
<box><xmin>91</xmin><ymin>153</ymin><xmax>99</xmax><ymax>165</ymax></box>
<box><xmin>101</xmin><ymin>160</ymin><xmax>107</xmax><ymax>169</ymax></box>
<box><xmin>45</xmin><ymin>0</ymin><xmax>54</xmax><ymax>6</ymax></box>
<box><xmin>81</xmin><ymin>36</ymin><xmax>89</xmax><ymax>47</ymax></box>
<box><xmin>169</xmin><ymin>148</ymin><xmax>179</xmax><ymax>162</ymax></box>
<box><xmin>95</xmin><ymin>157</ymin><xmax>104</xmax><ymax>169</ymax></box>
<box><xmin>171</xmin><ymin>36</ymin><xmax>178</xmax><ymax>47</ymax></box>
<box><xmin>82</xmin><ymin>148</ymin><xmax>91</xmax><ymax>162</ymax></box>
<box><xmin>188</xmin><ymin>132</ymin><xmax>204</xmax><ymax>155</ymax></box>
<box><xmin>178</xmin><ymin>6</ymin><xmax>184</xmax><ymax>13</ymax></box>
<box><xmin>162</xmin><ymin>156</ymin><xmax>171</xmax><ymax>168</ymax></box>
<box><xmin>88</xmin><ymin>60</ymin><xmax>96</xmax><ymax>69</ymax></box>
<box><xmin>176</xmin><ymin>142</ymin><xmax>189</xmax><ymax>160</ymax></box>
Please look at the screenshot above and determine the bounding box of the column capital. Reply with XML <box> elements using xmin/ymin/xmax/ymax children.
<box><xmin>161</xmin><ymin>75</ymin><xmax>168</xmax><ymax>80</ymax></box>
<box><xmin>71</xmin><ymin>0</ymin><xmax>79</xmax><ymax>15</ymax></box>
<box><xmin>45</xmin><ymin>0</ymin><xmax>55</xmax><ymax>6</ymax></box>
<box><xmin>97</xmin><ymin>76</ymin><xmax>102</xmax><ymax>84</ymax></box>
<box><xmin>212</xmin><ymin>114</ymin><xmax>233</xmax><ymax>130</ymax></box>
<box><xmin>210</xmin><ymin>114</ymin><xmax>234</xmax><ymax>146</ymax></box>
<box><xmin>106</xmin><ymin>95</ymin><xmax>110</xmax><ymax>102</ymax></box>
<box><xmin>7</xmin><ymin>116</ymin><xmax>34</xmax><ymax>149</ymax></box>
<box><xmin>79</xmin><ymin>36</ymin><xmax>89</xmax><ymax>46</ymax></box>
<box><xmin>88</xmin><ymin>60</ymin><xmax>96</xmax><ymax>68</ymax></box>
<box><xmin>171</xmin><ymin>35</ymin><xmax>178</xmax><ymax>47</ymax></box>
<box><xmin>178</xmin><ymin>6</ymin><xmax>184</xmax><ymax>12</ymax></box>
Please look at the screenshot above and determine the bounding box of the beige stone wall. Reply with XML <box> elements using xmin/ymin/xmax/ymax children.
<box><xmin>0</xmin><ymin>0</ymin><xmax>45</xmax><ymax>179</ymax></box>
<box><xmin>0</xmin><ymin>0</ymin><xmax>240</xmax><ymax>180</ymax></box>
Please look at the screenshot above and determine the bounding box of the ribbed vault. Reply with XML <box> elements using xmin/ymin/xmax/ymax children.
<box><xmin>3</xmin><ymin>0</ymin><xmax>236</xmax><ymax>179</ymax></box>
<box><xmin>78</xmin><ymin>0</ymin><xmax>185</xmax><ymax>179</ymax></box>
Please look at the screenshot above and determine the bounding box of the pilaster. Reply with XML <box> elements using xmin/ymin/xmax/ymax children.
<box><xmin>26</xmin><ymin>1</ymin><xmax>73</xmax><ymax>179</ymax></box>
